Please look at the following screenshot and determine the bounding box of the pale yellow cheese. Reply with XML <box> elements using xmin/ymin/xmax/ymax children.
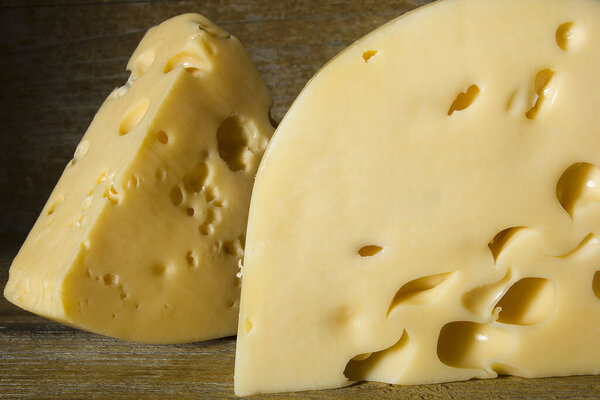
<box><xmin>235</xmin><ymin>0</ymin><xmax>600</xmax><ymax>394</ymax></box>
<box><xmin>4</xmin><ymin>14</ymin><xmax>273</xmax><ymax>343</ymax></box>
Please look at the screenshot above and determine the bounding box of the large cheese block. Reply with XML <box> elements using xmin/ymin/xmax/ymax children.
<box><xmin>4</xmin><ymin>14</ymin><xmax>273</xmax><ymax>343</ymax></box>
<box><xmin>235</xmin><ymin>0</ymin><xmax>600</xmax><ymax>394</ymax></box>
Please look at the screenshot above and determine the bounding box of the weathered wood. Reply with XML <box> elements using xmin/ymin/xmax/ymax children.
<box><xmin>1</xmin><ymin>1</ymin><xmax>599</xmax><ymax>398</ymax></box>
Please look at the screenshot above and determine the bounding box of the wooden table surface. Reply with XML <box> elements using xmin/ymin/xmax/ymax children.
<box><xmin>1</xmin><ymin>0</ymin><xmax>599</xmax><ymax>398</ymax></box>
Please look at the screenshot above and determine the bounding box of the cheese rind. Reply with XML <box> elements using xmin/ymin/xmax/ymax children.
<box><xmin>235</xmin><ymin>0</ymin><xmax>600</xmax><ymax>394</ymax></box>
<box><xmin>4</xmin><ymin>14</ymin><xmax>273</xmax><ymax>343</ymax></box>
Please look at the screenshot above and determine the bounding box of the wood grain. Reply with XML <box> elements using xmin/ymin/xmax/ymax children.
<box><xmin>1</xmin><ymin>1</ymin><xmax>599</xmax><ymax>398</ymax></box>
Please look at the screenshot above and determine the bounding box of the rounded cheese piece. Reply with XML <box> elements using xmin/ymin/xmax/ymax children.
<box><xmin>4</xmin><ymin>14</ymin><xmax>274</xmax><ymax>343</ymax></box>
<box><xmin>235</xmin><ymin>0</ymin><xmax>600</xmax><ymax>394</ymax></box>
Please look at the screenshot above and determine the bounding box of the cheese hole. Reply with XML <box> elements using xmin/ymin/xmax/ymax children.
<box><xmin>120</xmin><ymin>292</ymin><xmax>128</xmax><ymax>301</ymax></box>
<box><xmin>556</xmin><ymin>22</ymin><xmax>577</xmax><ymax>51</ymax></box>
<box><xmin>102</xmin><ymin>184</ymin><xmax>119</xmax><ymax>205</ymax></box>
<box><xmin>387</xmin><ymin>272</ymin><xmax>454</xmax><ymax>316</ymax></box>
<box><xmin>152</xmin><ymin>265</ymin><xmax>166</xmax><ymax>276</ymax></box>
<box><xmin>217</xmin><ymin>115</ymin><xmax>251</xmax><ymax>172</ymax></box>
<box><xmin>186</xmin><ymin>207</ymin><xmax>195</xmax><ymax>216</ymax></box>
<box><xmin>205</xmin><ymin>185</ymin><xmax>218</xmax><ymax>202</ymax></box>
<box><xmin>81</xmin><ymin>196</ymin><xmax>92</xmax><ymax>212</ymax></box>
<box><xmin>448</xmin><ymin>84</ymin><xmax>480</xmax><ymax>116</ymax></box>
<box><xmin>556</xmin><ymin>162</ymin><xmax>600</xmax><ymax>218</ymax></box>
<box><xmin>103</xmin><ymin>273</ymin><xmax>118</xmax><ymax>286</ymax></box>
<box><xmin>437</xmin><ymin>321</ymin><xmax>513</xmax><ymax>369</ymax></box>
<box><xmin>127</xmin><ymin>174</ymin><xmax>140</xmax><ymax>189</ymax></box>
<box><xmin>186</xmin><ymin>250</ymin><xmax>197</xmax><ymax>267</ymax></box>
<box><xmin>119</xmin><ymin>99</ymin><xmax>150</xmax><ymax>136</ymax></box>
<box><xmin>358</xmin><ymin>245</ymin><xmax>383</xmax><ymax>257</ymax></box>
<box><xmin>244</xmin><ymin>317</ymin><xmax>253</xmax><ymax>333</ymax></box>
<box><xmin>46</xmin><ymin>194</ymin><xmax>64</xmax><ymax>216</ymax></box>
<box><xmin>593</xmin><ymin>271</ymin><xmax>600</xmax><ymax>299</ymax></box>
<box><xmin>344</xmin><ymin>330</ymin><xmax>409</xmax><ymax>382</ymax></box>
<box><xmin>199</xmin><ymin>208</ymin><xmax>217</xmax><ymax>236</ymax></box>
<box><xmin>495</xmin><ymin>278</ymin><xmax>555</xmax><ymax>325</ymax></box>
<box><xmin>488</xmin><ymin>226</ymin><xmax>528</xmax><ymax>263</ymax></box>
<box><xmin>362</xmin><ymin>49</ymin><xmax>377</xmax><ymax>63</ymax></box>
<box><xmin>130</xmin><ymin>46</ymin><xmax>156</xmax><ymax>79</ymax></box>
<box><xmin>155</xmin><ymin>168</ymin><xmax>166</xmax><ymax>182</ymax></box>
<box><xmin>73</xmin><ymin>140</ymin><xmax>89</xmax><ymax>163</ymax></box>
<box><xmin>157</xmin><ymin>130</ymin><xmax>168</xmax><ymax>144</ymax></box>
<box><xmin>224</xmin><ymin>239</ymin><xmax>243</xmax><ymax>258</ymax></box>
<box><xmin>163</xmin><ymin>51</ymin><xmax>207</xmax><ymax>77</ymax></box>
<box><xmin>170</xmin><ymin>186</ymin><xmax>184</xmax><ymax>206</ymax></box>
<box><xmin>184</xmin><ymin>162</ymin><xmax>209</xmax><ymax>193</ymax></box>
<box><xmin>96</xmin><ymin>168</ymin><xmax>110</xmax><ymax>185</ymax></box>
<box><xmin>196</xmin><ymin>20</ymin><xmax>230</xmax><ymax>39</ymax></box>
<box><xmin>525</xmin><ymin>69</ymin><xmax>557</xmax><ymax>120</ymax></box>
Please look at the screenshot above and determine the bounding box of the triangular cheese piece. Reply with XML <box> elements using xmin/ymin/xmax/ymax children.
<box><xmin>235</xmin><ymin>0</ymin><xmax>600</xmax><ymax>394</ymax></box>
<box><xmin>4</xmin><ymin>14</ymin><xmax>273</xmax><ymax>343</ymax></box>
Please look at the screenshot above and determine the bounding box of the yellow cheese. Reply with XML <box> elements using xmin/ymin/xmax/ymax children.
<box><xmin>4</xmin><ymin>14</ymin><xmax>273</xmax><ymax>343</ymax></box>
<box><xmin>235</xmin><ymin>0</ymin><xmax>600</xmax><ymax>394</ymax></box>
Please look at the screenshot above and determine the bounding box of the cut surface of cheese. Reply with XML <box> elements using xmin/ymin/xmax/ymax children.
<box><xmin>4</xmin><ymin>14</ymin><xmax>273</xmax><ymax>343</ymax></box>
<box><xmin>235</xmin><ymin>0</ymin><xmax>600</xmax><ymax>394</ymax></box>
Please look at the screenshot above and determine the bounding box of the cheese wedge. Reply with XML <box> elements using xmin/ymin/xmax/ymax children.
<box><xmin>235</xmin><ymin>0</ymin><xmax>600</xmax><ymax>394</ymax></box>
<box><xmin>4</xmin><ymin>14</ymin><xmax>273</xmax><ymax>343</ymax></box>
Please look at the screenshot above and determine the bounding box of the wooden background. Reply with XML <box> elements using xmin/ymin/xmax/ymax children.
<box><xmin>1</xmin><ymin>0</ymin><xmax>599</xmax><ymax>398</ymax></box>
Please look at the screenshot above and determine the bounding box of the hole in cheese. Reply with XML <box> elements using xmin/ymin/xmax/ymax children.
<box><xmin>344</xmin><ymin>330</ymin><xmax>409</xmax><ymax>382</ymax></box>
<box><xmin>155</xmin><ymin>168</ymin><xmax>166</xmax><ymax>182</ymax></box>
<box><xmin>46</xmin><ymin>194</ymin><xmax>64</xmax><ymax>216</ymax></box>
<box><xmin>163</xmin><ymin>51</ymin><xmax>208</xmax><ymax>78</ymax></box>
<box><xmin>387</xmin><ymin>272</ymin><xmax>454</xmax><ymax>316</ymax></box>
<box><xmin>199</xmin><ymin>208</ymin><xmax>217</xmax><ymax>236</ymax></box>
<box><xmin>217</xmin><ymin>115</ymin><xmax>251</xmax><ymax>172</ymax></box>
<box><xmin>130</xmin><ymin>46</ymin><xmax>156</xmax><ymax>79</ymax></box>
<box><xmin>102</xmin><ymin>184</ymin><xmax>119</xmax><ymax>205</ymax></box>
<box><xmin>118</xmin><ymin>99</ymin><xmax>150</xmax><ymax>136</ymax></box>
<box><xmin>103</xmin><ymin>273</ymin><xmax>118</xmax><ymax>286</ymax></box>
<box><xmin>556</xmin><ymin>22</ymin><xmax>577</xmax><ymax>51</ymax></box>
<box><xmin>525</xmin><ymin>69</ymin><xmax>557</xmax><ymax>120</ymax></box>
<box><xmin>488</xmin><ymin>227</ymin><xmax>529</xmax><ymax>263</ymax></box>
<box><xmin>556</xmin><ymin>162</ymin><xmax>600</xmax><ymax>218</ymax></box>
<box><xmin>245</xmin><ymin>317</ymin><xmax>253</xmax><ymax>334</ymax></box>
<box><xmin>593</xmin><ymin>271</ymin><xmax>600</xmax><ymax>299</ymax></box>
<box><xmin>362</xmin><ymin>49</ymin><xmax>377</xmax><ymax>63</ymax></box>
<box><xmin>495</xmin><ymin>277</ymin><xmax>555</xmax><ymax>325</ymax></box>
<box><xmin>437</xmin><ymin>321</ymin><xmax>512</xmax><ymax>369</ymax></box>
<box><xmin>186</xmin><ymin>207</ymin><xmax>195</xmax><ymax>216</ymax></box>
<box><xmin>127</xmin><ymin>174</ymin><xmax>140</xmax><ymax>189</ymax></box>
<box><xmin>73</xmin><ymin>140</ymin><xmax>89</xmax><ymax>164</ymax></box>
<box><xmin>184</xmin><ymin>162</ymin><xmax>209</xmax><ymax>193</ymax></box>
<box><xmin>358</xmin><ymin>245</ymin><xmax>383</xmax><ymax>257</ymax></box>
<box><xmin>448</xmin><ymin>84</ymin><xmax>480</xmax><ymax>115</ymax></box>
<box><xmin>205</xmin><ymin>185</ymin><xmax>218</xmax><ymax>203</ymax></box>
<box><xmin>157</xmin><ymin>130</ymin><xmax>169</xmax><ymax>144</ymax></box>
<box><xmin>186</xmin><ymin>250</ymin><xmax>197</xmax><ymax>267</ymax></box>
<box><xmin>170</xmin><ymin>186</ymin><xmax>184</xmax><ymax>207</ymax></box>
